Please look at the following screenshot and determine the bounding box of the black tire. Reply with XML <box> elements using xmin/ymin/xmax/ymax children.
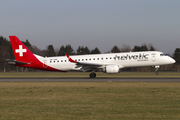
<box><xmin>89</xmin><ymin>73</ymin><xmax>96</xmax><ymax>78</ymax></box>
<box><xmin>93</xmin><ymin>73</ymin><xmax>96</xmax><ymax>78</ymax></box>
<box><xmin>155</xmin><ymin>71</ymin><xmax>159</xmax><ymax>75</ymax></box>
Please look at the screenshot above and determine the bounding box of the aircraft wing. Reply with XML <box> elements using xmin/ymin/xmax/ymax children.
<box><xmin>65</xmin><ymin>53</ymin><xmax>103</xmax><ymax>71</ymax></box>
<box><xmin>75</xmin><ymin>61</ymin><xmax>102</xmax><ymax>66</ymax></box>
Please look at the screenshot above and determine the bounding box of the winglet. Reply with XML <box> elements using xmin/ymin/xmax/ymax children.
<box><xmin>65</xmin><ymin>53</ymin><xmax>77</xmax><ymax>63</ymax></box>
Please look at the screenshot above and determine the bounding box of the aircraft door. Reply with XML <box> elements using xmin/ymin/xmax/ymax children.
<box><xmin>151</xmin><ymin>53</ymin><xmax>156</xmax><ymax>62</ymax></box>
<box><xmin>43</xmin><ymin>59</ymin><xmax>48</xmax><ymax>68</ymax></box>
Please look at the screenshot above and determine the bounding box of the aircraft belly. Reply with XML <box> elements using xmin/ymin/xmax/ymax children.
<box><xmin>46</xmin><ymin>63</ymin><xmax>75</xmax><ymax>71</ymax></box>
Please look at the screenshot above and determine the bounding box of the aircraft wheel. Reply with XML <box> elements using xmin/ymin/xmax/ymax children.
<box><xmin>155</xmin><ymin>71</ymin><xmax>159</xmax><ymax>75</ymax></box>
<box><xmin>89</xmin><ymin>72</ymin><xmax>96</xmax><ymax>78</ymax></box>
<box><xmin>93</xmin><ymin>73</ymin><xmax>96</xmax><ymax>78</ymax></box>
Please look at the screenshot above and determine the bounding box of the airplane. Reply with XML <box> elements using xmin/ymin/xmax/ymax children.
<box><xmin>8</xmin><ymin>36</ymin><xmax>176</xmax><ymax>78</ymax></box>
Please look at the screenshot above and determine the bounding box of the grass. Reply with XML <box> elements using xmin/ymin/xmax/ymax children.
<box><xmin>0</xmin><ymin>72</ymin><xmax>180</xmax><ymax>78</ymax></box>
<box><xmin>0</xmin><ymin>82</ymin><xmax>180</xmax><ymax>120</ymax></box>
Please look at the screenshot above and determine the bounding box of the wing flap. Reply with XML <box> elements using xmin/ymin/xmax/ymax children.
<box><xmin>76</xmin><ymin>62</ymin><xmax>102</xmax><ymax>67</ymax></box>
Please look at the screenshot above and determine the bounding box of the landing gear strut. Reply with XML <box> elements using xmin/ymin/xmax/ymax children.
<box><xmin>155</xmin><ymin>66</ymin><xmax>160</xmax><ymax>75</ymax></box>
<box><xmin>89</xmin><ymin>72</ymin><xmax>96</xmax><ymax>78</ymax></box>
<box><xmin>155</xmin><ymin>70</ymin><xmax>159</xmax><ymax>75</ymax></box>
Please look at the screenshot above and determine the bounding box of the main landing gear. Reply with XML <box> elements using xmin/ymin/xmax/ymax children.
<box><xmin>155</xmin><ymin>66</ymin><xmax>160</xmax><ymax>75</ymax></box>
<box><xmin>89</xmin><ymin>72</ymin><xmax>96</xmax><ymax>78</ymax></box>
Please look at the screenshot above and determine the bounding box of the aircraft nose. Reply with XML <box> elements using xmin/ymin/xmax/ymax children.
<box><xmin>170</xmin><ymin>58</ymin><xmax>176</xmax><ymax>64</ymax></box>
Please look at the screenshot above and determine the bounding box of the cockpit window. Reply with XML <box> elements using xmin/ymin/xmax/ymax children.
<box><xmin>160</xmin><ymin>54</ymin><xmax>166</xmax><ymax>56</ymax></box>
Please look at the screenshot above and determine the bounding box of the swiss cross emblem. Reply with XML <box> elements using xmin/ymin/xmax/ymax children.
<box><xmin>15</xmin><ymin>45</ymin><xmax>27</xmax><ymax>57</ymax></box>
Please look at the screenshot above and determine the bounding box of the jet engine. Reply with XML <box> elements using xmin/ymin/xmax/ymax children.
<box><xmin>103</xmin><ymin>65</ymin><xmax>120</xmax><ymax>74</ymax></box>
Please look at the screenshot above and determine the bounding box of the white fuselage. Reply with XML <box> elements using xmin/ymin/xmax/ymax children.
<box><xmin>37</xmin><ymin>51</ymin><xmax>175</xmax><ymax>71</ymax></box>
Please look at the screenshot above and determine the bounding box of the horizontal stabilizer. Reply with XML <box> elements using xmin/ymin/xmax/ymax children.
<box><xmin>6</xmin><ymin>59</ymin><xmax>29</xmax><ymax>65</ymax></box>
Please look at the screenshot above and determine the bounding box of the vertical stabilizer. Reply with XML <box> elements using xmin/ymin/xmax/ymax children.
<box><xmin>9</xmin><ymin>35</ymin><xmax>63</xmax><ymax>72</ymax></box>
<box><xmin>9</xmin><ymin>36</ymin><xmax>36</xmax><ymax>62</ymax></box>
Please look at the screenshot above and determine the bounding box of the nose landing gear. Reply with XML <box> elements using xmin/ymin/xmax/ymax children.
<box><xmin>155</xmin><ymin>66</ymin><xmax>160</xmax><ymax>75</ymax></box>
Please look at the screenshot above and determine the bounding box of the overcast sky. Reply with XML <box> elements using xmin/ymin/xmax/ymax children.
<box><xmin>0</xmin><ymin>0</ymin><xmax>180</xmax><ymax>54</ymax></box>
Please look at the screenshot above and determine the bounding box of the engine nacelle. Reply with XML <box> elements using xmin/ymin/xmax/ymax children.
<box><xmin>103</xmin><ymin>65</ymin><xmax>120</xmax><ymax>74</ymax></box>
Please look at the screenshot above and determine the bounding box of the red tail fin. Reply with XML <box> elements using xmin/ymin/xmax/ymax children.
<box><xmin>9</xmin><ymin>36</ymin><xmax>36</xmax><ymax>62</ymax></box>
<box><xmin>9</xmin><ymin>36</ymin><xmax>65</xmax><ymax>72</ymax></box>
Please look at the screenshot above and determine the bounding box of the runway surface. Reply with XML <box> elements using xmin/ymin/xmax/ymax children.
<box><xmin>0</xmin><ymin>77</ymin><xmax>180</xmax><ymax>82</ymax></box>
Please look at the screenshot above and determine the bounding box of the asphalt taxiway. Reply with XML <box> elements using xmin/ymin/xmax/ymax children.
<box><xmin>0</xmin><ymin>78</ymin><xmax>180</xmax><ymax>82</ymax></box>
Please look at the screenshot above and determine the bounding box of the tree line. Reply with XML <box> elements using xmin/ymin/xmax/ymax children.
<box><xmin>0</xmin><ymin>36</ymin><xmax>180</xmax><ymax>72</ymax></box>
